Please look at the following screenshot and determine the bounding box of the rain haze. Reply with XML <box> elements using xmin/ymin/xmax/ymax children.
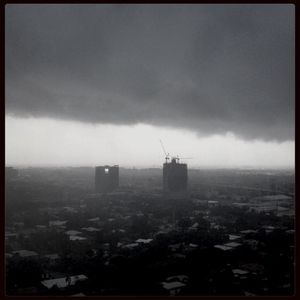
<box><xmin>5</xmin><ymin>4</ymin><xmax>294</xmax><ymax>167</ymax></box>
<box><xmin>4</xmin><ymin>4</ymin><xmax>296</xmax><ymax>297</ymax></box>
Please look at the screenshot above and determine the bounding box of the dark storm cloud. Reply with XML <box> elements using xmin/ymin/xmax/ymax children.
<box><xmin>5</xmin><ymin>4</ymin><xmax>294</xmax><ymax>141</ymax></box>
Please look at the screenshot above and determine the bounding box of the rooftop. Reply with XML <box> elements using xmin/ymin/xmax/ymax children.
<box><xmin>229</xmin><ymin>234</ymin><xmax>241</xmax><ymax>241</ymax></box>
<box><xmin>232</xmin><ymin>269</ymin><xmax>249</xmax><ymax>275</ymax></box>
<box><xmin>49</xmin><ymin>220</ymin><xmax>68</xmax><ymax>226</ymax></box>
<box><xmin>13</xmin><ymin>250</ymin><xmax>38</xmax><ymax>257</ymax></box>
<box><xmin>162</xmin><ymin>281</ymin><xmax>186</xmax><ymax>290</ymax></box>
<box><xmin>69</xmin><ymin>236</ymin><xmax>87</xmax><ymax>241</ymax></box>
<box><xmin>81</xmin><ymin>227</ymin><xmax>101</xmax><ymax>232</ymax></box>
<box><xmin>214</xmin><ymin>245</ymin><xmax>232</xmax><ymax>251</ymax></box>
<box><xmin>224</xmin><ymin>242</ymin><xmax>242</xmax><ymax>248</ymax></box>
<box><xmin>88</xmin><ymin>217</ymin><xmax>100</xmax><ymax>222</ymax></box>
<box><xmin>166</xmin><ymin>275</ymin><xmax>189</xmax><ymax>283</ymax></box>
<box><xmin>44</xmin><ymin>254</ymin><xmax>59</xmax><ymax>260</ymax></box>
<box><xmin>41</xmin><ymin>274</ymin><xmax>88</xmax><ymax>290</ymax></box>
<box><xmin>135</xmin><ymin>238</ymin><xmax>153</xmax><ymax>244</ymax></box>
<box><xmin>240</xmin><ymin>229</ymin><xmax>257</xmax><ymax>234</ymax></box>
<box><xmin>65</xmin><ymin>230</ymin><xmax>82</xmax><ymax>236</ymax></box>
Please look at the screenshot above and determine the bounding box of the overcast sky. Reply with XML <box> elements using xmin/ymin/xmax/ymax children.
<box><xmin>5</xmin><ymin>4</ymin><xmax>295</xmax><ymax>168</ymax></box>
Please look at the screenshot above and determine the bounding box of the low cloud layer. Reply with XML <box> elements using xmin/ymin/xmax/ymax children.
<box><xmin>5</xmin><ymin>4</ymin><xmax>295</xmax><ymax>141</ymax></box>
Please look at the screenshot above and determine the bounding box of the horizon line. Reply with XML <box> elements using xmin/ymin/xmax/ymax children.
<box><xmin>5</xmin><ymin>164</ymin><xmax>295</xmax><ymax>171</ymax></box>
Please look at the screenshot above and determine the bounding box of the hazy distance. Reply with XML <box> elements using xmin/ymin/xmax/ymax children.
<box><xmin>5</xmin><ymin>116</ymin><xmax>294</xmax><ymax>169</ymax></box>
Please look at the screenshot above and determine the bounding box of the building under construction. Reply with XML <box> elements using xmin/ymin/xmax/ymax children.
<box><xmin>95</xmin><ymin>165</ymin><xmax>119</xmax><ymax>193</ymax></box>
<box><xmin>163</xmin><ymin>158</ymin><xmax>188</xmax><ymax>195</ymax></box>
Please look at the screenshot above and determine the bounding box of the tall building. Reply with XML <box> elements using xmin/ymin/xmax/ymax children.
<box><xmin>95</xmin><ymin>165</ymin><xmax>119</xmax><ymax>193</ymax></box>
<box><xmin>163</xmin><ymin>158</ymin><xmax>188</xmax><ymax>195</ymax></box>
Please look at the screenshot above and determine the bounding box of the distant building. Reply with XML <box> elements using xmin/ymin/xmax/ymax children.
<box><xmin>49</xmin><ymin>220</ymin><xmax>68</xmax><ymax>227</ymax></box>
<box><xmin>163</xmin><ymin>158</ymin><xmax>187</xmax><ymax>195</ymax></box>
<box><xmin>250</xmin><ymin>194</ymin><xmax>294</xmax><ymax>215</ymax></box>
<box><xmin>69</xmin><ymin>236</ymin><xmax>87</xmax><ymax>241</ymax></box>
<box><xmin>40</xmin><ymin>274</ymin><xmax>88</xmax><ymax>290</ymax></box>
<box><xmin>161</xmin><ymin>276</ymin><xmax>188</xmax><ymax>296</ymax></box>
<box><xmin>95</xmin><ymin>165</ymin><xmax>119</xmax><ymax>193</ymax></box>
<box><xmin>12</xmin><ymin>250</ymin><xmax>39</xmax><ymax>258</ymax></box>
<box><xmin>65</xmin><ymin>230</ymin><xmax>82</xmax><ymax>236</ymax></box>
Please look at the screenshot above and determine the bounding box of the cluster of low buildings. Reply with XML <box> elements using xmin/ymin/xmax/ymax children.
<box><xmin>5</xmin><ymin>164</ymin><xmax>294</xmax><ymax>296</ymax></box>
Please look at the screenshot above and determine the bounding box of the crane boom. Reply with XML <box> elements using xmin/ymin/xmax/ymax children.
<box><xmin>159</xmin><ymin>139</ymin><xmax>170</xmax><ymax>163</ymax></box>
<box><xmin>159</xmin><ymin>139</ymin><xmax>167</xmax><ymax>156</ymax></box>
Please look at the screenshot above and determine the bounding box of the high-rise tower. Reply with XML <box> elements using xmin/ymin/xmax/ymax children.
<box><xmin>95</xmin><ymin>165</ymin><xmax>119</xmax><ymax>193</ymax></box>
<box><xmin>163</xmin><ymin>158</ymin><xmax>187</xmax><ymax>195</ymax></box>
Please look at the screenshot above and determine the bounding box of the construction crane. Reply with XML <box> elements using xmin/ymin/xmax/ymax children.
<box><xmin>159</xmin><ymin>139</ymin><xmax>170</xmax><ymax>163</ymax></box>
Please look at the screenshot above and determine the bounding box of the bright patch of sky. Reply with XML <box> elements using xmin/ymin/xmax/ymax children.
<box><xmin>5</xmin><ymin>116</ymin><xmax>294</xmax><ymax>169</ymax></box>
